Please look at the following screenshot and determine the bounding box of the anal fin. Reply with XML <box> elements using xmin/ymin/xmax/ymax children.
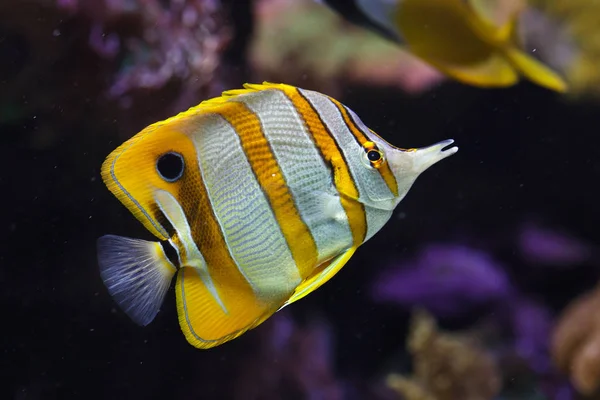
<box><xmin>176</xmin><ymin>266</ymin><xmax>275</xmax><ymax>349</ymax></box>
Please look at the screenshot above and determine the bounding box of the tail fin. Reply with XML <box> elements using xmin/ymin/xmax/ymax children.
<box><xmin>97</xmin><ymin>235</ymin><xmax>177</xmax><ymax>326</ymax></box>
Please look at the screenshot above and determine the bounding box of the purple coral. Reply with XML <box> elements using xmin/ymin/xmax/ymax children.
<box><xmin>518</xmin><ymin>222</ymin><xmax>593</xmax><ymax>267</ymax></box>
<box><xmin>233</xmin><ymin>312</ymin><xmax>347</xmax><ymax>400</ymax></box>
<box><xmin>509</xmin><ymin>296</ymin><xmax>554</xmax><ymax>374</ymax></box>
<box><xmin>371</xmin><ymin>243</ymin><xmax>575</xmax><ymax>398</ymax></box>
<box><xmin>502</xmin><ymin>296</ymin><xmax>576</xmax><ymax>400</ymax></box>
<box><xmin>371</xmin><ymin>244</ymin><xmax>512</xmax><ymax>318</ymax></box>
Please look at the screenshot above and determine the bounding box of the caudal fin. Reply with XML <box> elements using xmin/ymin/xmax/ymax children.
<box><xmin>97</xmin><ymin>235</ymin><xmax>177</xmax><ymax>326</ymax></box>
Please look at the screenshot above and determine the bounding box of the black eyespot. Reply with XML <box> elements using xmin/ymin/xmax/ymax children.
<box><xmin>156</xmin><ymin>152</ymin><xmax>184</xmax><ymax>182</ymax></box>
<box><xmin>367</xmin><ymin>149</ymin><xmax>381</xmax><ymax>162</ymax></box>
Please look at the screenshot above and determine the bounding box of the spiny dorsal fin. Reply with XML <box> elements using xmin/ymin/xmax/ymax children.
<box><xmin>197</xmin><ymin>82</ymin><xmax>287</xmax><ymax>108</ymax></box>
<box><xmin>160</xmin><ymin>82</ymin><xmax>291</xmax><ymax>122</ymax></box>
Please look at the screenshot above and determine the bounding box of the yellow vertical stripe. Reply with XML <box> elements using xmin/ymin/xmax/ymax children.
<box><xmin>328</xmin><ymin>98</ymin><xmax>399</xmax><ymax>198</ymax></box>
<box><xmin>146</xmin><ymin>122</ymin><xmax>279</xmax><ymax>348</ymax></box>
<box><xmin>217</xmin><ymin>101</ymin><xmax>318</xmax><ymax>279</ymax></box>
<box><xmin>280</xmin><ymin>86</ymin><xmax>367</xmax><ymax>247</ymax></box>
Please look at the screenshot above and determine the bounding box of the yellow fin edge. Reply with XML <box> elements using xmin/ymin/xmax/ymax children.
<box><xmin>197</xmin><ymin>82</ymin><xmax>288</xmax><ymax>108</ymax></box>
<box><xmin>175</xmin><ymin>268</ymin><xmax>277</xmax><ymax>349</ymax></box>
<box><xmin>280</xmin><ymin>247</ymin><xmax>358</xmax><ymax>310</ymax></box>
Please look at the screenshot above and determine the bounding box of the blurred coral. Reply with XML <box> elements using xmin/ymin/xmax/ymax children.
<box><xmin>0</xmin><ymin>0</ymin><xmax>237</xmax><ymax>148</ymax></box>
<box><xmin>54</xmin><ymin>0</ymin><xmax>232</xmax><ymax>101</ymax></box>
<box><xmin>509</xmin><ymin>296</ymin><xmax>554</xmax><ymax>375</ymax></box>
<box><xmin>500</xmin><ymin>295</ymin><xmax>577</xmax><ymax>399</ymax></box>
<box><xmin>552</xmin><ymin>284</ymin><xmax>600</xmax><ymax>396</ymax></box>
<box><xmin>386</xmin><ymin>309</ymin><xmax>501</xmax><ymax>400</ymax></box>
<box><xmin>518</xmin><ymin>221</ymin><xmax>594</xmax><ymax>267</ymax></box>
<box><xmin>232</xmin><ymin>312</ymin><xmax>347</xmax><ymax>400</ymax></box>
<box><xmin>249</xmin><ymin>0</ymin><xmax>444</xmax><ymax>97</ymax></box>
<box><xmin>370</xmin><ymin>244</ymin><xmax>512</xmax><ymax>318</ymax></box>
<box><xmin>370</xmin><ymin>240</ymin><xmax>577</xmax><ymax>399</ymax></box>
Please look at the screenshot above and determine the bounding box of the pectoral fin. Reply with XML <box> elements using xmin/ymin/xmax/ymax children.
<box><xmin>279</xmin><ymin>247</ymin><xmax>357</xmax><ymax>310</ymax></box>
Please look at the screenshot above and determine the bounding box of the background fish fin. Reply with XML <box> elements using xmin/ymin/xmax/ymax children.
<box><xmin>466</xmin><ymin>4</ymin><xmax>568</xmax><ymax>92</ymax></box>
<box><xmin>503</xmin><ymin>47</ymin><xmax>568</xmax><ymax>92</ymax></box>
<box><xmin>97</xmin><ymin>235</ymin><xmax>177</xmax><ymax>326</ymax></box>
<box><xmin>466</xmin><ymin>0</ymin><xmax>524</xmax><ymax>42</ymax></box>
<box><xmin>279</xmin><ymin>247</ymin><xmax>357</xmax><ymax>310</ymax></box>
<box><xmin>176</xmin><ymin>267</ymin><xmax>274</xmax><ymax>349</ymax></box>
<box><xmin>396</xmin><ymin>0</ymin><xmax>518</xmax><ymax>88</ymax></box>
<box><xmin>433</xmin><ymin>54</ymin><xmax>519</xmax><ymax>87</ymax></box>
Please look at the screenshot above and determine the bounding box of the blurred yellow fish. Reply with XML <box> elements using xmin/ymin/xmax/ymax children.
<box><xmin>320</xmin><ymin>0</ymin><xmax>568</xmax><ymax>92</ymax></box>
<box><xmin>525</xmin><ymin>0</ymin><xmax>600</xmax><ymax>99</ymax></box>
<box><xmin>97</xmin><ymin>82</ymin><xmax>458</xmax><ymax>349</ymax></box>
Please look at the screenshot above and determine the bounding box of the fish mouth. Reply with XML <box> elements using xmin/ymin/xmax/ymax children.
<box><xmin>410</xmin><ymin>139</ymin><xmax>458</xmax><ymax>174</ymax></box>
<box><xmin>426</xmin><ymin>138</ymin><xmax>459</xmax><ymax>155</ymax></box>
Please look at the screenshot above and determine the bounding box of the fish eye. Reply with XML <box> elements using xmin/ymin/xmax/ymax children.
<box><xmin>362</xmin><ymin>141</ymin><xmax>385</xmax><ymax>169</ymax></box>
<box><xmin>156</xmin><ymin>152</ymin><xmax>184</xmax><ymax>182</ymax></box>
<box><xmin>367</xmin><ymin>149</ymin><xmax>381</xmax><ymax>162</ymax></box>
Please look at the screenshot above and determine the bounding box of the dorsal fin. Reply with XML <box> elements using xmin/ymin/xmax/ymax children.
<box><xmin>145</xmin><ymin>82</ymin><xmax>289</xmax><ymax>124</ymax></box>
<box><xmin>197</xmin><ymin>82</ymin><xmax>286</xmax><ymax>108</ymax></box>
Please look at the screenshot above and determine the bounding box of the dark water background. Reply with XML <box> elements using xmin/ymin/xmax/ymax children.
<box><xmin>2</xmin><ymin>1</ymin><xmax>600</xmax><ymax>399</ymax></box>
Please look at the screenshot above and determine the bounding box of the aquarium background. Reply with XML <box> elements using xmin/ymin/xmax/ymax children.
<box><xmin>3</xmin><ymin>0</ymin><xmax>600</xmax><ymax>399</ymax></box>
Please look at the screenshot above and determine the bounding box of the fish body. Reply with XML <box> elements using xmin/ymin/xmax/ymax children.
<box><xmin>98</xmin><ymin>82</ymin><xmax>458</xmax><ymax>349</ymax></box>
<box><xmin>320</xmin><ymin>0</ymin><xmax>567</xmax><ymax>92</ymax></box>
